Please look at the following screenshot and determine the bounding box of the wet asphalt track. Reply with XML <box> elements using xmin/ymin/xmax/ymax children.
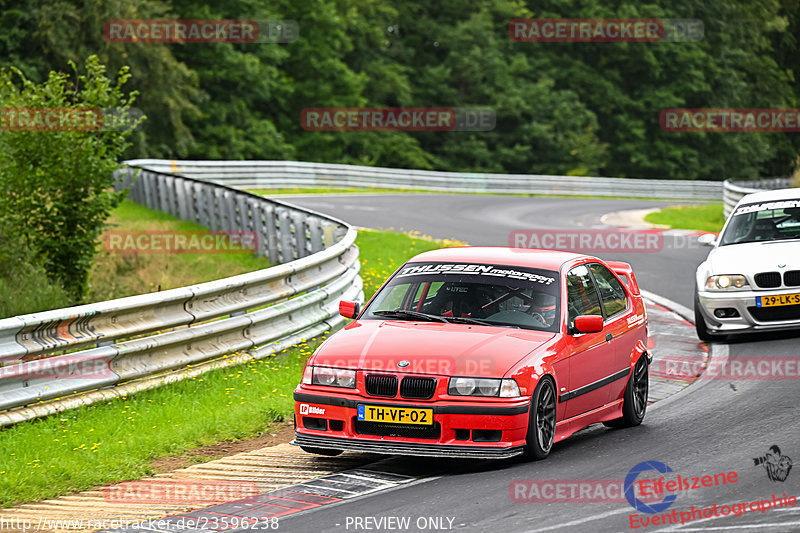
<box><xmin>272</xmin><ymin>194</ymin><xmax>800</xmax><ymax>533</ymax></box>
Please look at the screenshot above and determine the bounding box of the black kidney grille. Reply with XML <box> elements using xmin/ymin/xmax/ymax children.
<box><xmin>400</xmin><ymin>377</ymin><xmax>437</xmax><ymax>399</ymax></box>
<box><xmin>754</xmin><ymin>272</ymin><xmax>781</xmax><ymax>288</ymax></box>
<box><xmin>784</xmin><ymin>270</ymin><xmax>800</xmax><ymax>287</ymax></box>
<box><xmin>365</xmin><ymin>374</ymin><xmax>397</xmax><ymax>397</ymax></box>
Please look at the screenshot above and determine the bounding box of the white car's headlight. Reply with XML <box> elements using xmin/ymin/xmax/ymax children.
<box><xmin>705</xmin><ymin>274</ymin><xmax>749</xmax><ymax>291</ymax></box>
<box><xmin>448</xmin><ymin>377</ymin><xmax>521</xmax><ymax>397</ymax></box>
<box><xmin>302</xmin><ymin>366</ymin><xmax>356</xmax><ymax>388</ymax></box>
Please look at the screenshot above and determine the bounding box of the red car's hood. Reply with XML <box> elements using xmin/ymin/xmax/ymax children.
<box><xmin>311</xmin><ymin>319</ymin><xmax>556</xmax><ymax>377</ymax></box>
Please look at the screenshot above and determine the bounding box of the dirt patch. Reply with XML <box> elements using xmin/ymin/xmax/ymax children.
<box><xmin>150</xmin><ymin>420</ymin><xmax>295</xmax><ymax>473</ymax></box>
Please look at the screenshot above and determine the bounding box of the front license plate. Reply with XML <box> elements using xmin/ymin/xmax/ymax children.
<box><xmin>757</xmin><ymin>293</ymin><xmax>800</xmax><ymax>307</ymax></box>
<box><xmin>357</xmin><ymin>404</ymin><xmax>433</xmax><ymax>425</ymax></box>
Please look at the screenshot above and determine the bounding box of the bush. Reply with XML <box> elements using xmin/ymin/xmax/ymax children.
<box><xmin>0</xmin><ymin>225</ymin><xmax>71</xmax><ymax>318</ymax></box>
<box><xmin>0</xmin><ymin>56</ymin><xmax>144</xmax><ymax>302</ymax></box>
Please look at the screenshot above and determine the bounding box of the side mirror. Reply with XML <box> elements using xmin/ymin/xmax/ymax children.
<box><xmin>697</xmin><ymin>234</ymin><xmax>717</xmax><ymax>247</ymax></box>
<box><xmin>573</xmin><ymin>315</ymin><xmax>604</xmax><ymax>334</ymax></box>
<box><xmin>339</xmin><ymin>300</ymin><xmax>360</xmax><ymax>319</ymax></box>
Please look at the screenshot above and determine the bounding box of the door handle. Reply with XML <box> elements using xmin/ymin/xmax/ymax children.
<box><xmin>606</xmin><ymin>333</ymin><xmax>613</xmax><ymax>342</ymax></box>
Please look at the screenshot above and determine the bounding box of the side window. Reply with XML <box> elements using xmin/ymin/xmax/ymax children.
<box><xmin>374</xmin><ymin>284</ymin><xmax>411</xmax><ymax>312</ymax></box>
<box><xmin>566</xmin><ymin>265</ymin><xmax>602</xmax><ymax>326</ymax></box>
<box><xmin>590</xmin><ymin>264</ymin><xmax>628</xmax><ymax>318</ymax></box>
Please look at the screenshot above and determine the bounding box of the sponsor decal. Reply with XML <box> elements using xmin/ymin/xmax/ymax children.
<box><xmin>396</xmin><ymin>263</ymin><xmax>556</xmax><ymax>285</ymax></box>
<box><xmin>299</xmin><ymin>403</ymin><xmax>325</xmax><ymax>415</ymax></box>
<box><xmin>733</xmin><ymin>199</ymin><xmax>800</xmax><ymax>216</ymax></box>
<box><xmin>627</xmin><ymin>313</ymin><xmax>646</xmax><ymax>328</ymax></box>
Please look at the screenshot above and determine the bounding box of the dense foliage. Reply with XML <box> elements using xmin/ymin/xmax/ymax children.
<box><xmin>0</xmin><ymin>56</ymin><xmax>141</xmax><ymax>300</ymax></box>
<box><xmin>0</xmin><ymin>0</ymin><xmax>797</xmax><ymax>180</ymax></box>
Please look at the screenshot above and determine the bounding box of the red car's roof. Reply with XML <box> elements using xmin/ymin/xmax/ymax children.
<box><xmin>407</xmin><ymin>246</ymin><xmax>589</xmax><ymax>270</ymax></box>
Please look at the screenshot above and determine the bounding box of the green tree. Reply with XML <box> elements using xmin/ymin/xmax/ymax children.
<box><xmin>0</xmin><ymin>0</ymin><xmax>202</xmax><ymax>157</ymax></box>
<box><xmin>0</xmin><ymin>56</ymin><xmax>143</xmax><ymax>299</ymax></box>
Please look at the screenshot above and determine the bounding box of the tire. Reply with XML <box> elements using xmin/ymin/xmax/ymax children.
<box><xmin>300</xmin><ymin>446</ymin><xmax>343</xmax><ymax>456</ymax></box>
<box><xmin>604</xmin><ymin>356</ymin><xmax>649</xmax><ymax>428</ymax></box>
<box><xmin>523</xmin><ymin>377</ymin><xmax>557</xmax><ymax>460</ymax></box>
<box><xmin>693</xmin><ymin>291</ymin><xmax>723</xmax><ymax>343</ymax></box>
<box><xmin>694</xmin><ymin>300</ymin><xmax>715</xmax><ymax>342</ymax></box>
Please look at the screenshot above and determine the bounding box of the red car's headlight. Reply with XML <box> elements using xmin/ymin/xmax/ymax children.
<box><xmin>303</xmin><ymin>365</ymin><xmax>356</xmax><ymax>388</ymax></box>
<box><xmin>448</xmin><ymin>377</ymin><xmax>521</xmax><ymax>397</ymax></box>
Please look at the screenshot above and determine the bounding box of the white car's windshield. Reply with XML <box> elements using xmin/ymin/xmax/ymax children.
<box><xmin>719</xmin><ymin>199</ymin><xmax>800</xmax><ymax>245</ymax></box>
<box><xmin>362</xmin><ymin>262</ymin><xmax>560</xmax><ymax>332</ymax></box>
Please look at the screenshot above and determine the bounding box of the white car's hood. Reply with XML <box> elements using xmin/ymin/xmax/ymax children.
<box><xmin>707</xmin><ymin>240</ymin><xmax>800</xmax><ymax>275</ymax></box>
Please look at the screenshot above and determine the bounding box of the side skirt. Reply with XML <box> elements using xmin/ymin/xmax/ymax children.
<box><xmin>554</xmin><ymin>399</ymin><xmax>624</xmax><ymax>443</ymax></box>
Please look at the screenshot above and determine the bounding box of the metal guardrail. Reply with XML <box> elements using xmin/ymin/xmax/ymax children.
<box><xmin>125</xmin><ymin>159</ymin><xmax>724</xmax><ymax>201</ymax></box>
<box><xmin>723</xmin><ymin>177</ymin><xmax>794</xmax><ymax>216</ymax></box>
<box><xmin>0</xmin><ymin>165</ymin><xmax>363</xmax><ymax>426</ymax></box>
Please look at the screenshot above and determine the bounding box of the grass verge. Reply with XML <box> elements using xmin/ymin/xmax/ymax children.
<box><xmin>0</xmin><ymin>223</ymin><xmax>460</xmax><ymax>507</ymax></box>
<box><xmin>644</xmin><ymin>203</ymin><xmax>725</xmax><ymax>233</ymax></box>
<box><xmin>88</xmin><ymin>200</ymin><xmax>271</xmax><ymax>302</ymax></box>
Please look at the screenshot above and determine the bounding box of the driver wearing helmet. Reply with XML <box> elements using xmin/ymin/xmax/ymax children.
<box><xmin>528</xmin><ymin>291</ymin><xmax>556</xmax><ymax>326</ymax></box>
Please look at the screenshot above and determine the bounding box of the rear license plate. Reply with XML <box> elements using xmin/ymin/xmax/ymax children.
<box><xmin>357</xmin><ymin>404</ymin><xmax>433</xmax><ymax>425</ymax></box>
<box><xmin>757</xmin><ymin>293</ymin><xmax>800</xmax><ymax>307</ymax></box>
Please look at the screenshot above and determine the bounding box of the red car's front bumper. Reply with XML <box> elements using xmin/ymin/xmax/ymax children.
<box><xmin>292</xmin><ymin>388</ymin><xmax>530</xmax><ymax>459</ymax></box>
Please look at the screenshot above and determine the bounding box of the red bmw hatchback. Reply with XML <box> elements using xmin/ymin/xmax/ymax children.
<box><xmin>293</xmin><ymin>247</ymin><xmax>650</xmax><ymax>460</ymax></box>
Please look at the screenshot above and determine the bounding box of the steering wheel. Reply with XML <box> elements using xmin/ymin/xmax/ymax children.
<box><xmin>526</xmin><ymin>310</ymin><xmax>547</xmax><ymax>325</ymax></box>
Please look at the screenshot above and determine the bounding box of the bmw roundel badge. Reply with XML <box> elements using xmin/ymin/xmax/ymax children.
<box><xmin>397</xmin><ymin>360</ymin><xmax>410</xmax><ymax>368</ymax></box>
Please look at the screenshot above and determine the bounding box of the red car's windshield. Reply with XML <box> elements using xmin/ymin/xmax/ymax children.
<box><xmin>362</xmin><ymin>262</ymin><xmax>560</xmax><ymax>332</ymax></box>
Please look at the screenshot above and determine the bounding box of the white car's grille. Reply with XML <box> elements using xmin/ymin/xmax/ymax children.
<box><xmin>784</xmin><ymin>270</ymin><xmax>800</xmax><ymax>287</ymax></box>
<box><xmin>754</xmin><ymin>272</ymin><xmax>781</xmax><ymax>288</ymax></box>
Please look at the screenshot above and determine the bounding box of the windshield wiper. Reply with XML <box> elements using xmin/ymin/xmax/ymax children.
<box><xmin>445</xmin><ymin>316</ymin><xmax>495</xmax><ymax>326</ymax></box>
<box><xmin>373</xmin><ymin>310</ymin><xmax>450</xmax><ymax>323</ymax></box>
